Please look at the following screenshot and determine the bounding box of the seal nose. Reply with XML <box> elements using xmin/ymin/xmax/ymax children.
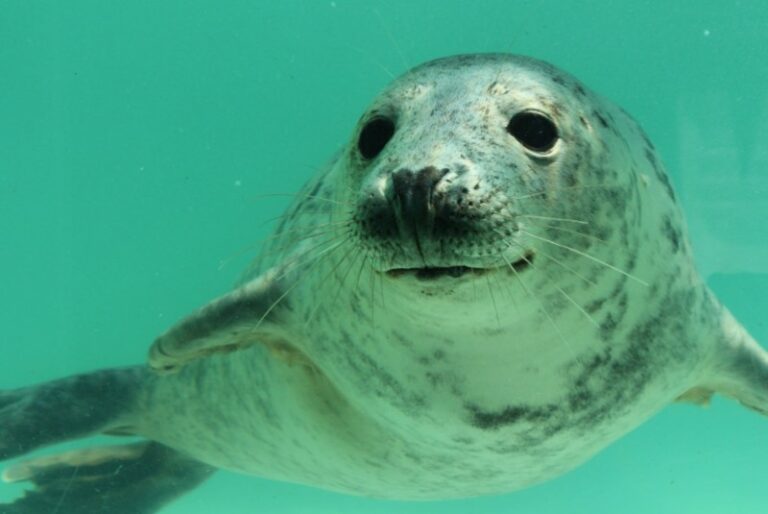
<box><xmin>391</xmin><ymin>166</ymin><xmax>447</xmax><ymax>234</ymax></box>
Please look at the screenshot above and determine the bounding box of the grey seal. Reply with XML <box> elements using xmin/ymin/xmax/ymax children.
<box><xmin>2</xmin><ymin>53</ymin><xmax>766</xmax><ymax>513</ymax></box>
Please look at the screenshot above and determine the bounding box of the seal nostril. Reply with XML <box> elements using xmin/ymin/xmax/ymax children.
<box><xmin>391</xmin><ymin>166</ymin><xmax>449</xmax><ymax>231</ymax></box>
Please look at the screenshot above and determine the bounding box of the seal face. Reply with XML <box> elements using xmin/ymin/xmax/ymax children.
<box><xmin>3</xmin><ymin>54</ymin><xmax>767</xmax><ymax>511</ymax></box>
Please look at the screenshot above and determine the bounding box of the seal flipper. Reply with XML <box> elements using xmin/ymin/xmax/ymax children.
<box><xmin>1</xmin><ymin>441</ymin><xmax>214</xmax><ymax>514</ymax></box>
<box><xmin>688</xmin><ymin>308</ymin><xmax>768</xmax><ymax>416</ymax></box>
<box><xmin>149</xmin><ymin>268</ymin><xmax>291</xmax><ymax>373</ymax></box>
<box><xmin>0</xmin><ymin>367</ymin><xmax>145</xmax><ymax>460</ymax></box>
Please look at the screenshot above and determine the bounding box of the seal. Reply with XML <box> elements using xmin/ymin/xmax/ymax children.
<box><xmin>2</xmin><ymin>53</ymin><xmax>767</xmax><ymax>513</ymax></box>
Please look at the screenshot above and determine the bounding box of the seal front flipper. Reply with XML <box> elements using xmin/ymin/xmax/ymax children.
<box><xmin>685</xmin><ymin>308</ymin><xmax>768</xmax><ymax>415</ymax></box>
<box><xmin>1</xmin><ymin>442</ymin><xmax>214</xmax><ymax>514</ymax></box>
<box><xmin>149</xmin><ymin>267</ymin><xmax>293</xmax><ymax>372</ymax></box>
<box><xmin>0</xmin><ymin>368</ymin><xmax>213</xmax><ymax>513</ymax></box>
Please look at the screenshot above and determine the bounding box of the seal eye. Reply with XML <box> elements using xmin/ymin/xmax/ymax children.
<box><xmin>506</xmin><ymin>111</ymin><xmax>559</xmax><ymax>153</ymax></box>
<box><xmin>358</xmin><ymin>117</ymin><xmax>395</xmax><ymax>160</ymax></box>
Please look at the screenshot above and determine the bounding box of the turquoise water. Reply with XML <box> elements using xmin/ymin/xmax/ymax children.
<box><xmin>1</xmin><ymin>1</ymin><xmax>767</xmax><ymax>512</ymax></box>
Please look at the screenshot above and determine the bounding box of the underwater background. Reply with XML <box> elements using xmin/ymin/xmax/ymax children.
<box><xmin>1</xmin><ymin>0</ymin><xmax>767</xmax><ymax>512</ymax></box>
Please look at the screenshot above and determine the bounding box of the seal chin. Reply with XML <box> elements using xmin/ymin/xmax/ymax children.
<box><xmin>385</xmin><ymin>250</ymin><xmax>535</xmax><ymax>281</ymax></box>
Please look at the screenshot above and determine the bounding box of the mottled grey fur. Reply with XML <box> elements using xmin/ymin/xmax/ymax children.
<box><xmin>2</xmin><ymin>54</ymin><xmax>767</xmax><ymax>512</ymax></box>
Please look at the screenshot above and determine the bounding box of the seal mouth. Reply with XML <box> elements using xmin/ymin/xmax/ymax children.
<box><xmin>385</xmin><ymin>251</ymin><xmax>534</xmax><ymax>281</ymax></box>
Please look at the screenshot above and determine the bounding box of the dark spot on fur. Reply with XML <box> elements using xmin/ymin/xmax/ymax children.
<box><xmin>425</xmin><ymin>371</ymin><xmax>445</xmax><ymax>387</ymax></box>
<box><xmin>339</xmin><ymin>329</ymin><xmax>354</xmax><ymax>346</ymax></box>
<box><xmin>404</xmin><ymin>450</ymin><xmax>424</xmax><ymax>464</ymax></box>
<box><xmin>466</xmin><ymin>403</ymin><xmax>557</xmax><ymax>430</ymax></box>
<box><xmin>585</xmin><ymin>296</ymin><xmax>608</xmax><ymax>314</ymax></box>
<box><xmin>643</xmin><ymin>148</ymin><xmax>676</xmax><ymax>202</ymax></box>
<box><xmin>609</xmin><ymin>275</ymin><xmax>629</xmax><ymax>301</ymax></box>
<box><xmin>307</xmin><ymin>179</ymin><xmax>323</xmax><ymax>199</ymax></box>
<box><xmin>639</xmin><ymin>129</ymin><xmax>656</xmax><ymax>151</ymax></box>
<box><xmin>466</xmin><ymin>284</ymin><xmax>697</xmax><ymax>442</ymax></box>
<box><xmin>363</xmin><ymin>458</ymin><xmax>384</xmax><ymax>469</ymax></box>
<box><xmin>599</xmin><ymin>312</ymin><xmax>619</xmax><ymax>339</ymax></box>
<box><xmin>349</xmin><ymin>296</ymin><xmax>364</xmax><ymax>317</ymax></box>
<box><xmin>390</xmin><ymin>331</ymin><xmax>414</xmax><ymax>348</ymax></box>
<box><xmin>603</xmin><ymin>187</ymin><xmax>628</xmax><ymax>213</ymax></box>
<box><xmin>600</xmin><ymin>291</ymin><xmax>630</xmax><ymax>339</ymax></box>
<box><xmin>339</xmin><ymin>336</ymin><xmax>427</xmax><ymax>413</ymax></box>
<box><xmin>563</xmin><ymin>169</ymin><xmax>579</xmax><ymax>188</ymax></box>
<box><xmin>594</xmin><ymin>111</ymin><xmax>609</xmax><ymax>128</ymax></box>
<box><xmin>662</xmin><ymin>214</ymin><xmax>681</xmax><ymax>252</ymax></box>
<box><xmin>644</xmin><ymin>147</ymin><xmax>661</xmax><ymax>176</ymax></box>
<box><xmin>658</xmin><ymin>171</ymin><xmax>677</xmax><ymax>203</ymax></box>
<box><xmin>567</xmin><ymin>389</ymin><xmax>592</xmax><ymax>411</ymax></box>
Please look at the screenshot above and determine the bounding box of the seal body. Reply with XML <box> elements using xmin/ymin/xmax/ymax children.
<box><xmin>3</xmin><ymin>54</ymin><xmax>767</xmax><ymax>511</ymax></box>
<box><xmin>136</xmin><ymin>55</ymin><xmax>755</xmax><ymax>497</ymax></box>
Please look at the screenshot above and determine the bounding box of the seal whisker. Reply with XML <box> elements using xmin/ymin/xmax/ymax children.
<box><xmin>521</xmin><ymin>229</ymin><xmax>648</xmax><ymax>286</ymax></box>
<box><xmin>258</xmin><ymin>211</ymin><xmax>294</xmax><ymax>228</ymax></box>
<box><xmin>258</xmin><ymin>200</ymin><xmax>354</xmax><ymax>228</ymax></box>
<box><xmin>223</xmin><ymin>221</ymin><xmax>355</xmax><ymax>271</ymax></box>
<box><xmin>341</xmin><ymin>42</ymin><xmax>396</xmax><ymax>79</ymax></box>
<box><xmin>512</xmin><ymin>183</ymin><xmax>623</xmax><ymax>201</ymax></box>
<box><xmin>525</xmin><ymin>246</ymin><xmax>598</xmax><ymax>287</ymax></box>
<box><xmin>304</xmin><ymin>241</ymin><xmax>360</xmax><ymax>325</ymax></box>
<box><xmin>273</xmin><ymin>233</ymin><xmax>352</xmax><ymax>283</ymax></box>
<box><xmin>518</xmin><ymin>214</ymin><xmax>588</xmax><ymax>225</ymax></box>
<box><xmin>352</xmin><ymin>249</ymin><xmax>374</xmax><ymax>322</ymax></box>
<box><xmin>259</xmin><ymin>222</ymin><xmax>356</xmax><ymax>257</ymax></box>
<box><xmin>368</xmin><ymin>251</ymin><xmax>379</xmax><ymax>329</ymax></box>
<box><xmin>522</xmin><ymin>219</ymin><xmax>607</xmax><ymax>244</ymax></box>
<box><xmin>499</xmin><ymin>252</ymin><xmax>576</xmax><ymax>360</ymax></box>
<box><xmin>485</xmin><ymin>275</ymin><xmax>502</xmax><ymax>327</ymax></box>
<box><xmin>489</xmin><ymin>257</ymin><xmax>517</xmax><ymax>307</ymax></box>
<box><xmin>249</xmin><ymin>192</ymin><xmax>354</xmax><ymax>208</ymax></box>
<box><xmin>503</xmin><ymin>237</ymin><xmax>598</xmax><ymax>328</ymax></box>
<box><xmin>245</xmin><ymin>229</ymin><xmax>347</xmax><ymax>279</ymax></box>
<box><xmin>234</xmin><ymin>225</ymin><xmax>351</xmax><ymax>278</ymax></box>
<box><xmin>353</xmin><ymin>250</ymin><xmax>371</xmax><ymax>293</ymax></box>
<box><xmin>378</xmin><ymin>259</ymin><xmax>389</xmax><ymax>314</ymax></box>
<box><xmin>259</xmin><ymin>233</ymin><xmax>356</xmax><ymax>330</ymax></box>
<box><xmin>330</xmin><ymin>244</ymin><xmax>366</xmax><ymax>307</ymax></box>
<box><xmin>371</xmin><ymin>7</ymin><xmax>411</xmax><ymax>71</ymax></box>
<box><xmin>264</xmin><ymin>220</ymin><xmax>355</xmax><ymax>242</ymax></box>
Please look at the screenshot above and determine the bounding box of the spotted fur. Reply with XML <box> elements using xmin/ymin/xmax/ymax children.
<box><xmin>3</xmin><ymin>54</ymin><xmax>767</xmax><ymax>509</ymax></box>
